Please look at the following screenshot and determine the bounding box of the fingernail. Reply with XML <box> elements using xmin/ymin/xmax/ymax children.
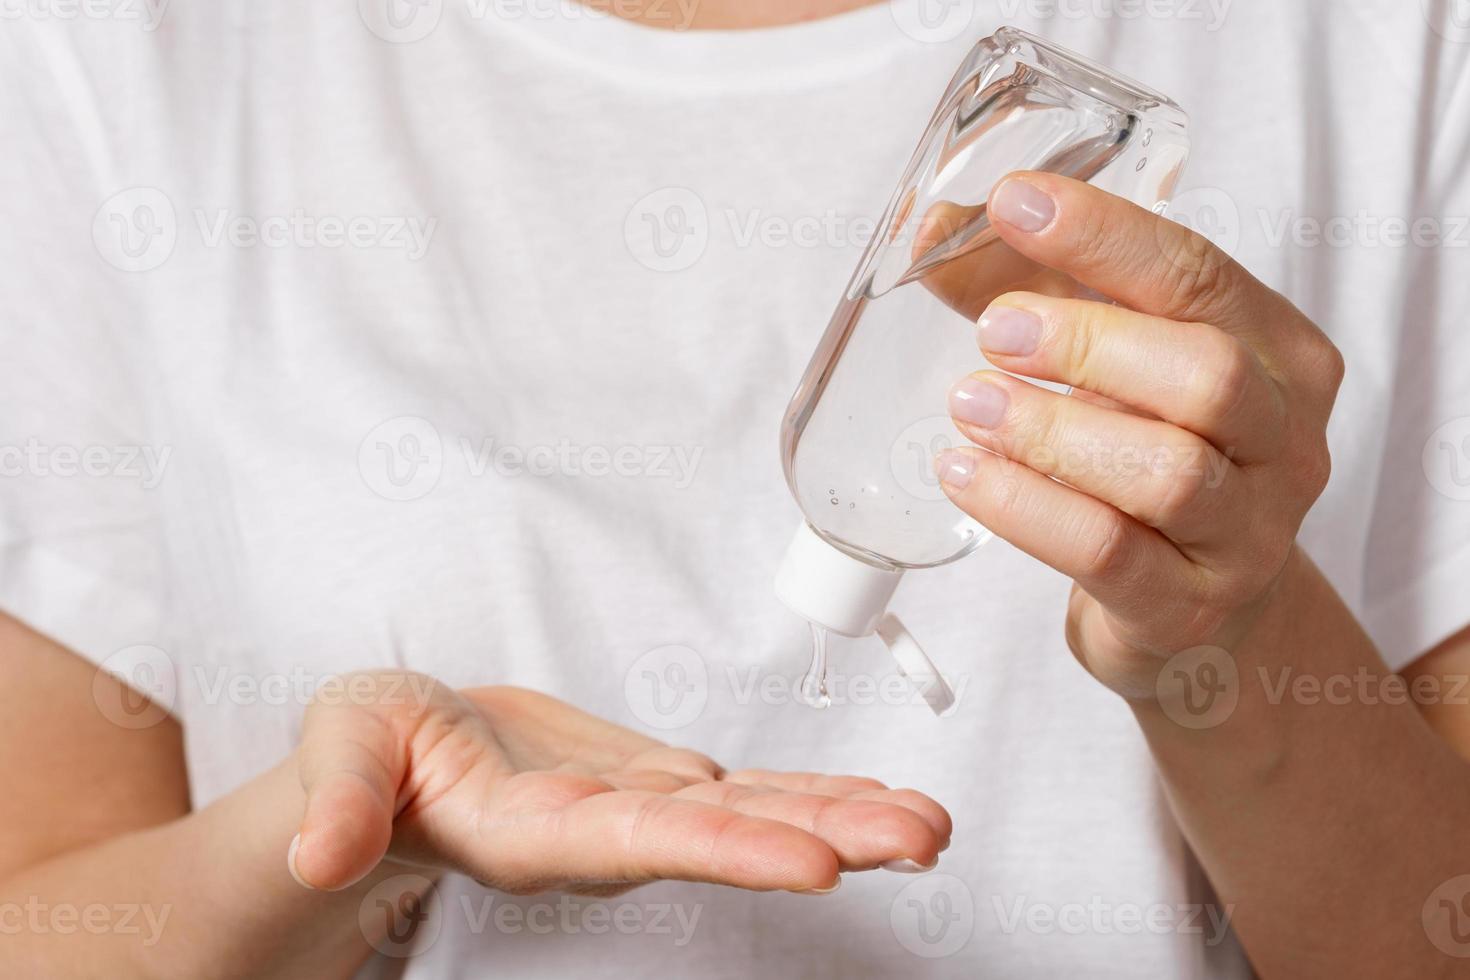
<box><xmin>797</xmin><ymin>877</ymin><xmax>842</xmax><ymax>895</ymax></box>
<box><xmin>978</xmin><ymin>306</ymin><xmax>1042</xmax><ymax>356</ymax></box>
<box><xmin>992</xmin><ymin>178</ymin><xmax>1057</xmax><ymax>233</ymax></box>
<box><xmin>934</xmin><ymin>450</ymin><xmax>975</xmax><ymax>492</ymax></box>
<box><xmin>881</xmin><ymin>857</ymin><xmax>939</xmax><ymax>874</ymax></box>
<box><xmin>950</xmin><ymin>377</ymin><xmax>1009</xmax><ymax>429</ymax></box>
<box><xmin>287</xmin><ymin>833</ymin><xmax>314</xmax><ymax>890</ymax></box>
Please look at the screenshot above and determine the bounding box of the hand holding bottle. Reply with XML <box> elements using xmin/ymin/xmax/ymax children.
<box><xmin>936</xmin><ymin>172</ymin><xmax>1344</xmax><ymax>698</ymax></box>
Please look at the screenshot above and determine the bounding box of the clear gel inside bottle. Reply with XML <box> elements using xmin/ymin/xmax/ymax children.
<box><xmin>780</xmin><ymin>28</ymin><xmax>1189</xmax><ymax>572</ymax></box>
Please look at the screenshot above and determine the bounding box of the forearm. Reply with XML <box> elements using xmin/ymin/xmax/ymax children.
<box><xmin>0</xmin><ymin>752</ymin><xmax>414</xmax><ymax>979</ymax></box>
<box><xmin>1131</xmin><ymin>546</ymin><xmax>1470</xmax><ymax>978</ymax></box>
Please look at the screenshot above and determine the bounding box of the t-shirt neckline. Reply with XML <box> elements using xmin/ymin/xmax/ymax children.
<box><xmin>481</xmin><ymin>0</ymin><xmax>954</xmax><ymax>91</ymax></box>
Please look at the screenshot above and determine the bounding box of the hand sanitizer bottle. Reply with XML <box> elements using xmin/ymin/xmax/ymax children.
<box><xmin>776</xmin><ymin>27</ymin><xmax>1190</xmax><ymax>716</ymax></box>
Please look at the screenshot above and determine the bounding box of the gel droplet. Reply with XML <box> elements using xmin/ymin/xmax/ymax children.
<box><xmin>800</xmin><ymin>623</ymin><xmax>832</xmax><ymax>710</ymax></box>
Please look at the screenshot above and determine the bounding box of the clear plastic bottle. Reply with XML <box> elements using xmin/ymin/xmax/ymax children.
<box><xmin>775</xmin><ymin>28</ymin><xmax>1190</xmax><ymax>714</ymax></box>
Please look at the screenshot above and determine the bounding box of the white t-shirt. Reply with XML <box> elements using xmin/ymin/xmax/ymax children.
<box><xmin>4</xmin><ymin>1</ymin><xmax>1469</xmax><ymax>976</ymax></box>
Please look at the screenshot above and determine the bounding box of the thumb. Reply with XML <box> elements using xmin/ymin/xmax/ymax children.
<box><xmin>290</xmin><ymin>693</ymin><xmax>404</xmax><ymax>891</ymax></box>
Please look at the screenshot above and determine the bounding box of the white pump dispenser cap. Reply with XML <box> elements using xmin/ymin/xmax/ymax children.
<box><xmin>775</xmin><ymin>522</ymin><xmax>902</xmax><ymax>638</ymax></box>
<box><xmin>774</xmin><ymin>523</ymin><xmax>956</xmax><ymax>716</ymax></box>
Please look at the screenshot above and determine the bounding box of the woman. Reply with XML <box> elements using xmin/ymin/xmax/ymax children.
<box><xmin>2</xmin><ymin>0</ymin><xmax>1468</xmax><ymax>977</ymax></box>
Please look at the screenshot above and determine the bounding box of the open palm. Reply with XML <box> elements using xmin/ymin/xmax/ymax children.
<box><xmin>289</xmin><ymin>674</ymin><xmax>951</xmax><ymax>896</ymax></box>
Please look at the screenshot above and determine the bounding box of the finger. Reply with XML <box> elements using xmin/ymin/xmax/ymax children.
<box><xmin>1069</xmin><ymin>386</ymin><xmax>1160</xmax><ymax>420</ymax></box>
<box><xmin>464</xmin><ymin>686</ymin><xmax>664</xmax><ymax>773</ymax></box>
<box><xmin>911</xmin><ymin>201</ymin><xmax>1079</xmax><ymax>321</ymax></box>
<box><xmin>949</xmin><ymin>371</ymin><xmax>1247</xmax><ymax>547</ymax></box>
<box><xmin>623</xmin><ymin>746</ymin><xmax>724</xmax><ymax>783</ymax></box>
<box><xmin>672</xmin><ymin>782</ymin><xmax>942</xmax><ymax>871</ymax></box>
<box><xmin>976</xmin><ymin>293</ymin><xmax>1287</xmax><ymax>463</ymax></box>
<box><xmin>934</xmin><ymin>447</ymin><xmax>1205</xmax><ymax>638</ymax></box>
<box><xmin>987</xmin><ymin>172</ymin><xmax>1288</xmax><ymax>347</ymax></box>
<box><xmin>598</xmin><ymin>768</ymin><xmax>701</xmax><ymax>794</ymax></box>
<box><xmin>722</xmin><ymin>770</ymin><xmax>952</xmax><ymax>843</ymax></box>
<box><xmin>294</xmin><ymin>703</ymin><xmax>403</xmax><ymax>891</ymax></box>
<box><xmin>478</xmin><ymin>773</ymin><xmax>841</xmax><ymax>894</ymax></box>
<box><xmin>722</xmin><ymin>770</ymin><xmax>887</xmax><ymax>795</ymax></box>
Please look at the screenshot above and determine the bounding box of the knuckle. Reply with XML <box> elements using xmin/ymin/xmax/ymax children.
<box><xmin>1314</xmin><ymin>335</ymin><xmax>1347</xmax><ymax>395</ymax></box>
<box><xmin>1165</xmin><ymin>238</ymin><xmax>1231</xmax><ymax>321</ymax></box>
<box><xmin>1150</xmin><ymin>449</ymin><xmax>1213</xmax><ymax>529</ymax></box>
<box><xmin>1188</xmin><ymin>333</ymin><xmax>1256</xmax><ymax>424</ymax></box>
<box><xmin>983</xmin><ymin>458</ymin><xmax>1029</xmax><ymax>516</ymax></box>
<box><xmin>1081</xmin><ymin>510</ymin><xmax>1135</xmax><ymax>581</ymax></box>
<box><xmin>1300</xmin><ymin>440</ymin><xmax>1333</xmax><ymax>499</ymax></box>
<box><xmin>1071</xmin><ymin>203</ymin><xmax>1126</xmax><ymax>271</ymax></box>
<box><xmin>1029</xmin><ymin>401</ymin><xmax>1070</xmax><ymax>466</ymax></box>
<box><xmin>1064</xmin><ymin>305</ymin><xmax>1105</xmax><ymax>379</ymax></box>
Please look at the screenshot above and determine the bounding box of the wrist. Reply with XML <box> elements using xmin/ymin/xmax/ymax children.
<box><xmin>1128</xmin><ymin>544</ymin><xmax>1369</xmax><ymax>735</ymax></box>
<box><xmin>1097</xmin><ymin>545</ymin><xmax>1306</xmax><ymax>711</ymax></box>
